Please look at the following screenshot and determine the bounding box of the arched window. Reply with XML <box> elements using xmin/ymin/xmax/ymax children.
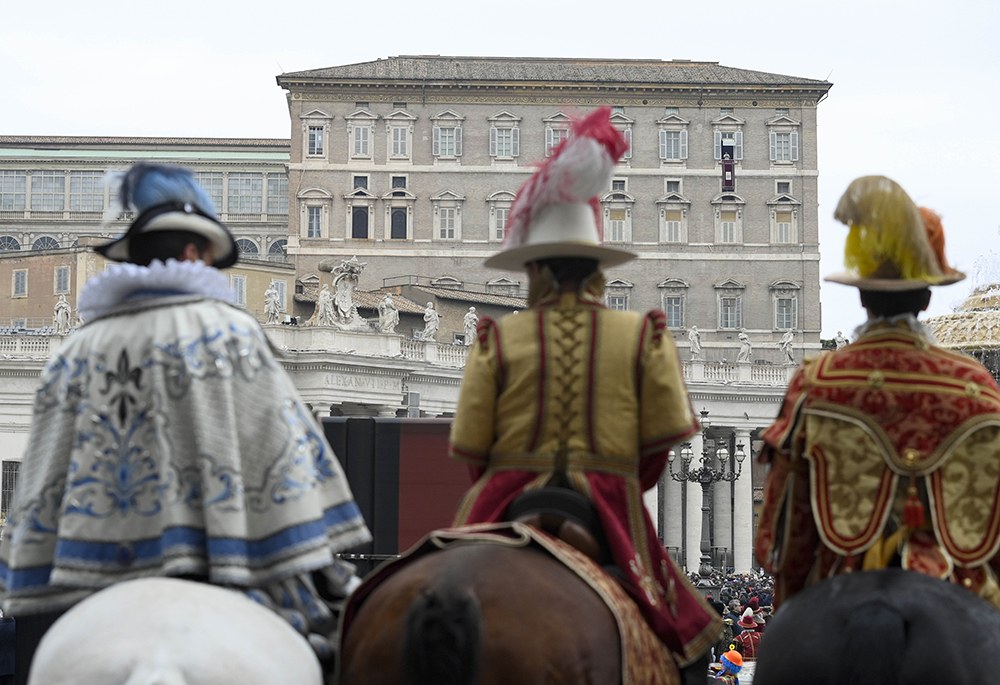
<box><xmin>352</xmin><ymin>207</ymin><xmax>368</xmax><ymax>239</ymax></box>
<box><xmin>235</xmin><ymin>238</ymin><xmax>258</xmax><ymax>257</ymax></box>
<box><xmin>268</xmin><ymin>239</ymin><xmax>287</xmax><ymax>263</ymax></box>
<box><xmin>391</xmin><ymin>208</ymin><xmax>407</xmax><ymax>239</ymax></box>
<box><xmin>32</xmin><ymin>236</ymin><xmax>60</xmax><ymax>250</ymax></box>
<box><xmin>0</xmin><ymin>236</ymin><xmax>21</xmax><ymax>251</ymax></box>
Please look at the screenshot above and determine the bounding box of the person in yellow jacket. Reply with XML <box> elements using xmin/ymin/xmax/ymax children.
<box><xmin>448</xmin><ymin>107</ymin><xmax>721</xmax><ymax>669</ymax></box>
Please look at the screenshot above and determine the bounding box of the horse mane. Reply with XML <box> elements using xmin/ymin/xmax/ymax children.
<box><xmin>401</xmin><ymin>584</ymin><xmax>481</xmax><ymax>685</ymax></box>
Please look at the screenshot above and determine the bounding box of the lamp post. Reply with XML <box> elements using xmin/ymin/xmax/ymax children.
<box><xmin>668</xmin><ymin>409</ymin><xmax>746</xmax><ymax>585</ymax></box>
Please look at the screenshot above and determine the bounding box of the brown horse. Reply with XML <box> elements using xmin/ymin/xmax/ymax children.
<box><xmin>340</xmin><ymin>543</ymin><xmax>623</xmax><ymax>685</ymax></box>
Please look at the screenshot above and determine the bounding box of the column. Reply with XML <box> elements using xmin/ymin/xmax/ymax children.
<box><xmin>713</xmin><ymin>473</ymin><xmax>733</xmax><ymax>570</ymax></box>
<box><xmin>733</xmin><ymin>428</ymin><xmax>755</xmax><ymax>573</ymax></box>
<box><xmin>662</xmin><ymin>459</ymin><xmax>684</xmax><ymax>562</ymax></box>
<box><xmin>311</xmin><ymin>403</ymin><xmax>333</xmax><ymax>424</ymax></box>
<box><xmin>376</xmin><ymin>405</ymin><xmax>399</xmax><ymax>418</ymax></box>
<box><xmin>685</xmin><ymin>434</ymin><xmax>704</xmax><ymax>572</ymax></box>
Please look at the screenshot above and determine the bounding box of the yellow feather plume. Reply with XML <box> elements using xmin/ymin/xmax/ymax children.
<box><xmin>834</xmin><ymin>176</ymin><xmax>941</xmax><ymax>282</ymax></box>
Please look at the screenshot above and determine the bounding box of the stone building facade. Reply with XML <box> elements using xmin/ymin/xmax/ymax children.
<box><xmin>276</xmin><ymin>56</ymin><xmax>833</xmax><ymax>365</ymax></box>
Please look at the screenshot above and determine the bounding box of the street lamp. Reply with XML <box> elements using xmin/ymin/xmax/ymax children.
<box><xmin>667</xmin><ymin>409</ymin><xmax>746</xmax><ymax>585</ymax></box>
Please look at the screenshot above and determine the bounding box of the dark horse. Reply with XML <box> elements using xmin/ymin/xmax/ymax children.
<box><xmin>755</xmin><ymin>568</ymin><xmax>1000</xmax><ymax>685</ymax></box>
<box><xmin>339</xmin><ymin>536</ymin><xmax>698</xmax><ymax>685</ymax></box>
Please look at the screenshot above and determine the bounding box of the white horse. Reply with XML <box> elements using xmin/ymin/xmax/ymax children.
<box><xmin>27</xmin><ymin>578</ymin><xmax>322</xmax><ymax>685</ymax></box>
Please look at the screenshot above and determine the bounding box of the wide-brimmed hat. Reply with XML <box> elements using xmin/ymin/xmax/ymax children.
<box><xmin>738</xmin><ymin>608</ymin><xmax>757</xmax><ymax>629</ymax></box>
<box><xmin>825</xmin><ymin>175</ymin><xmax>964</xmax><ymax>291</ymax></box>
<box><xmin>484</xmin><ymin>107</ymin><xmax>636</xmax><ymax>272</ymax></box>
<box><xmin>97</xmin><ymin>163</ymin><xmax>238</xmax><ymax>269</ymax></box>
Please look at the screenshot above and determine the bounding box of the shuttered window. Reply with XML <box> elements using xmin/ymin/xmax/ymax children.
<box><xmin>433</xmin><ymin>127</ymin><xmax>462</xmax><ymax>157</ymax></box>
<box><xmin>664</xmin><ymin>210</ymin><xmax>682</xmax><ymax>243</ymax></box>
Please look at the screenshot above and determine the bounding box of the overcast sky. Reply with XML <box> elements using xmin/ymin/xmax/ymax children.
<box><xmin>3</xmin><ymin>0</ymin><xmax>997</xmax><ymax>338</ymax></box>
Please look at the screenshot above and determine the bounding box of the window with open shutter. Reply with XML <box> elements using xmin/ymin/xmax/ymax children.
<box><xmin>680</xmin><ymin>130</ymin><xmax>688</xmax><ymax>159</ymax></box>
<box><xmin>623</xmin><ymin>129</ymin><xmax>632</xmax><ymax>159</ymax></box>
<box><xmin>734</xmin><ymin>132</ymin><xmax>743</xmax><ymax>160</ymax></box>
<box><xmin>489</xmin><ymin>127</ymin><xmax>497</xmax><ymax>156</ymax></box>
<box><xmin>454</xmin><ymin>127</ymin><xmax>462</xmax><ymax>156</ymax></box>
<box><xmin>432</xmin><ymin>127</ymin><xmax>440</xmax><ymax>156</ymax></box>
<box><xmin>511</xmin><ymin>127</ymin><xmax>519</xmax><ymax>157</ymax></box>
<box><xmin>714</xmin><ymin>131</ymin><xmax>722</xmax><ymax>160</ymax></box>
<box><xmin>231</xmin><ymin>275</ymin><xmax>246</xmax><ymax>307</ymax></box>
<box><xmin>790</xmin><ymin>131</ymin><xmax>799</xmax><ymax>161</ymax></box>
<box><xmin>272</xmin><ymin>280</ymin><xmax>287</xmax><ymax>312</ymax></box>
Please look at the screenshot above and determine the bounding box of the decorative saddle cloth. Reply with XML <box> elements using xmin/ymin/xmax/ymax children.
<box><xmin>341</xmin><ymin>522</ymin><xmax>680</xmax><ymax>685</ymax></box>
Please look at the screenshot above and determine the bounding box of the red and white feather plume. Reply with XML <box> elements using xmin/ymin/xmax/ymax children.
<box><xmin>503</xmin><ymin>107</ymin><xmax>628</xmax><ymax>248</ymax></box>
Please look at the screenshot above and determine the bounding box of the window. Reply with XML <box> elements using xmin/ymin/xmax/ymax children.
<box><xmin>353</xmin><ymin>125</ymin><xmax>371</xmax><ymax>157</ymax></box>
<box><xmin>720</xmin><ymin>107</ymin><xmax>734</xmax><ymax>115</ymax></box>
<box><xmin>545</xmin><ymin>128</ymin><xmax>570</xmax><ymax>156</ymax></box>
<box><xmin>495</xmin><ymin>207</ymin><xmax>509</xmax><ymax>241</ymax></box>
<box><xmin>777</xmin><ymin>181</ymin><xmax>791</xmax><ymax>194</ymax></box>
<box><xmin>719</xmin><ymin>296</ymin><xmax>742</xmax><ymax>329</ymax></box>
<box><xmin>391</xmin><ymin>126</ymin><xmax>408</xmax><ymax>157</ymax></box>
<box><xmin>775</xmin><ymin>212</ymin><xmax>792</xmax><ymax>243</ymax></box>
<box><xmin>392</xmin><ymin>176</ymin><xmax>407</xmax><ymax>189</ymax></box>
<box><xmin>231</xmin><ymin>275</ymin><xmax>246</xmax><ymax>307</ymax></box>
<box><xmin>0</xmin><ymin>170</ymin><xmax>27</xmax><ymax>210</ymax></box>
<box><xmin>267</xmin><ymin>174</ymin><xmax>289</xmax><ymax>214</ymax></box>
<box><xmin>776</xmin><ymin>298</ymin><xmax>796</xmax><ymax>329</ymax></box>
<box><xmin>13</xmin><ymin>270</ymin><xmax>27</xmax><ymax>297</ymax></box>
<box><xmin>611</xmin><ymin>106</ymin><xmax>625</xmax><ymax>114</ymax></box>
<box><xmin>355</xmin><ymin>102</ymin><xmax>369</xmax><ymax>109</ymax></box>
<box><xmin>307</xmin><ymin>206</ymin><xmax>322</xmax><ymax>238</ymax></box>
<box><xmin>268</xmin><ymin>239</ymin><xmax>287</xmax><ymax>262</ymax></box>
<box><xmin>608</xmin><ymin>210</ymin><xmax>627</xmax><ymax>242</ymax></box>
<box><xmin>664</xmin><ymin>211</ymin><xmax>682</xmax><ymax>242</ymax></box>
<box><xmin>31</xmin><ymin>170</ymin><xmax>65</xmax><ymax>211</ymax></box>
<box><xmin>390</xmin><ymin>208</ymin><xmax>407</xmax><ymax>239</ymax></box>
<box><xmin>776</xmin><ymin>108</ymin><xmax>789</xmax><ymax>116</ymax></box>
<box><xmin>32</xmin><ymin>236</ymin><xmax>59</xmax><ymax>250</ymax></box>
<box><xmin>308</xmin><ymin>126</ymin><xmax>325</xmax><ymax>156</ymax></box>
<box><xmin>666</xmin><ymin>180</ymin><xmax>680</xmax><ymax>194</ymax></box>
<box><xmin>719</xmin><ymin>211</ymin><xmax>737</xmax><ymax>243</ymax></box>
<box><xmin>439</xmin><ymin>207</ymin><xmax>456</xmax><ymax>239</ymax></box>
<box><xmin>228</xmin><ymin>173</ymin><xmax>263</xmax><ymax>213</ymax></box>
<box><xmin>434</xmin><ymin>126</ymin><xmax>462</xmax><ymax>157</ymax></box>
<box><xmin>769</xmin><ymin>132</ymin><xmax>799</xmax><ymax>162</ymax></box>
<box><xmin>659</xmin><ymin>130</ymin><xmax>688</xmax><ymax>160</ymax></box>
<box><xmin>612</xmin><ymin>180</ymin><xmax>626</xmax><ymax>192</ymax></box>
<box><xmin>69</xmin><ymin>171</ymin><xmax>104</xmax><ymax>211</ymax></box>
<box><xmin>55</xmin><ymin>266</ymin><xmax>70</xmax><ymax>294</ymax></box>
<box><xmin>236</xmin><ymin>238</ymin><xmax>259</xmax><ymax>258</ymax></box>
<box><xmin>665</xmin><ymin>297</ymin><xmax>683</xmax><ymax>328</ymax></box>
<box><xmin>1</xmin><ymin>461</ymin><xmax>19</xmax><ymax>522</ymax></box>
<box><xmin>0</xmin><ymin>236</ymin><xmax>21</xmax><ymax>251</ymax></box>
<box><xmin>271</xmin><ymin>280</ymin><xmax>287</xmax><ymax>313</ymax></box>
<box><xmin>195</xmin><ymin>172</ymin><xmax>223</xmax><ymax>212</ymax></box>
<box><xmin>665</xmin><ymin>107</ymin><xmax>679</xmax><ymax>115</ymax></box>
<box><xmin>352</xmin><ymin>207</ymin><xmax>369</xmax><ymax>239</ymax></box>
<box><xmin>607</xmin><ymin>296</ymin><xmax>627</xmax><ymax>311</ymax></box>
<box><xmin>393</xmin><ymin>102</ymin><xmax>407</xmax><ymax>110</ymax></box>
<box><xmin>714</xmin><ymin>131</ymin><xmax>744</xmax><ymax>160</ymax></box>
<box><xmin>353</xmin><ymin>176</ymin><xmax>368</xmax><ymax>190</ymax></box>
<box><xmin>490</xmin><ymin>127</ymin><xmax>520</xmax><ymax>158</ymax></box>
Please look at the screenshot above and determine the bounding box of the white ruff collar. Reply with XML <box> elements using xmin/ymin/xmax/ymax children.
<box><xmin>79</xmin><ymin>259</ymin><xmax>234</xmax><ymax>322</ymax></box>
<box><xmin>853</xmin><ymin>313</ymin><xmax>937</xmax><ymax>344</ymax></box>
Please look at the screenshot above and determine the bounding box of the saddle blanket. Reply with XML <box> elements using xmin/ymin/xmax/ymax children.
<box><xmin>341</xmin><ymin>521</ymin><xmax>680</xmax><ymax>685</ymax></box>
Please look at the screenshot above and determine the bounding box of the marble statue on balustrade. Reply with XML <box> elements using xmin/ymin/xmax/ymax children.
<box><xmin>688</xmin><ymin>326</ymin><xmax>703</xmax><ymax>360</ymax></box>
<box><xmin>378</xmin><ymin>294</ymin><xmax>399</xmax><ymax>334</ymax></box>
<box><xmin>737</xmin><ymin>329</ymin><xmax>753</xmax><ymax>363</ymax></box>
<box><xmin>315</xmin><ymin>285</ymin><xmax>336</xmax><ymax>327</ymax></box>
<box><xmin>463</xmin><ymin>307</ymin><xmax>478</xmax><ymax>345</ymax></box>
<box><xmin>422</xmin><ymin>302</ymin><xmax>441</xmax><ymax>341</ymax></box>
<box><xmin>780</xmin><ymin>329</ymin><xmax>795</xmax><ymax>364</ymax></box>
<box><xmin>835</xmin><ymin>331</ymin><xmax>849</xmax><ymax>349</ymax></box>
<box><xmin>54</xmin><ymin>294</ymin><xmax>72</xmax><ymax>336</ymax></box>
<box><xmin>263</xmin><ymin>284</ymin><xmax>282</xmax><ymax>325</ymax></box>
<box><xmin>331</xmin><ymin>256</ymin><xmax>369</xmax><ymax>330</ymax></box>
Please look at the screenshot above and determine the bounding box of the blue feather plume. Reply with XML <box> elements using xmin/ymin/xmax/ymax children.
<box><xmin>118</xmin><ymin>163</ymin><xmax>218</xmax><ymax>217</ymax></box>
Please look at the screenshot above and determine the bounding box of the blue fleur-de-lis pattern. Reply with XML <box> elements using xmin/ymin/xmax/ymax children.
<box><xmin>0</xmin><ymin>296</ymin><xmax>371</xmax><ymax>616</ymax></box>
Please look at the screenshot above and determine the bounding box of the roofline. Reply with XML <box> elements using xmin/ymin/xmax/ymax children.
<box><xmin>0</xmin><ymin>136</ymin><xmax>290</xmax><ymax>148</ymax></box>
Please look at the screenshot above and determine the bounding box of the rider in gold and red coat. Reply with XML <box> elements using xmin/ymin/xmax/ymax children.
<box><xmin>756</xmin><ymin>176</ymin><xmax>1000</xmax><ymax>610</ymax></box>
<box><xmin>449</xmin><ymin>108</ymin><xmax>722</xmax><ymax>668</ymax></box>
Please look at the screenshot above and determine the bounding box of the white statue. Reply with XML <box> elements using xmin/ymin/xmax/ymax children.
<box><xmin>332</xmin><ymin>256</ymin><xmax>367</xmax><ymax>325</ymax></box>
<box><xmin>378</xmin><ymin>294</ymin><xmax>399</xmax><ymax>334</ymax></box>
<box><xmin>263</xmin><ymin>284</ymin><xmax>281</xmax><ymax>325</ymax></box>
<box><xmin>688</xmin><ymin>326</ymin><xmax>703</xmax><ymax>360</ymax></box>
<box><xmin>835</xmin><ymin>331</ymin><xmax>849</xmax><ymax>349</ymax></box>
<box><xmin>737</xmin><ymin>328</ymin><xmax>752</xmax><ymax>363</ymax></box>
<box><xmin>316</xmin><ymin>285</ymin><xmax>335</xmax><ymax>326</ymax></box>
<box><xmin>780</xmin><ymin>329</ymin><xmax>796</xmax><ymax>364</ymax></box>
<box><xmin>463</xmin><ymin>307</ymin><xmax>478</xmax><ymax>345</ymax></box>
<box><xmin>422</xmin><ymin>302</ymin><xmax>440</xmax><ymax>341</ymax></box>
<box><xmin>54</xmin><ymin>294</ymin><xmax>72</xmax><ymax>335</ymax></box>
